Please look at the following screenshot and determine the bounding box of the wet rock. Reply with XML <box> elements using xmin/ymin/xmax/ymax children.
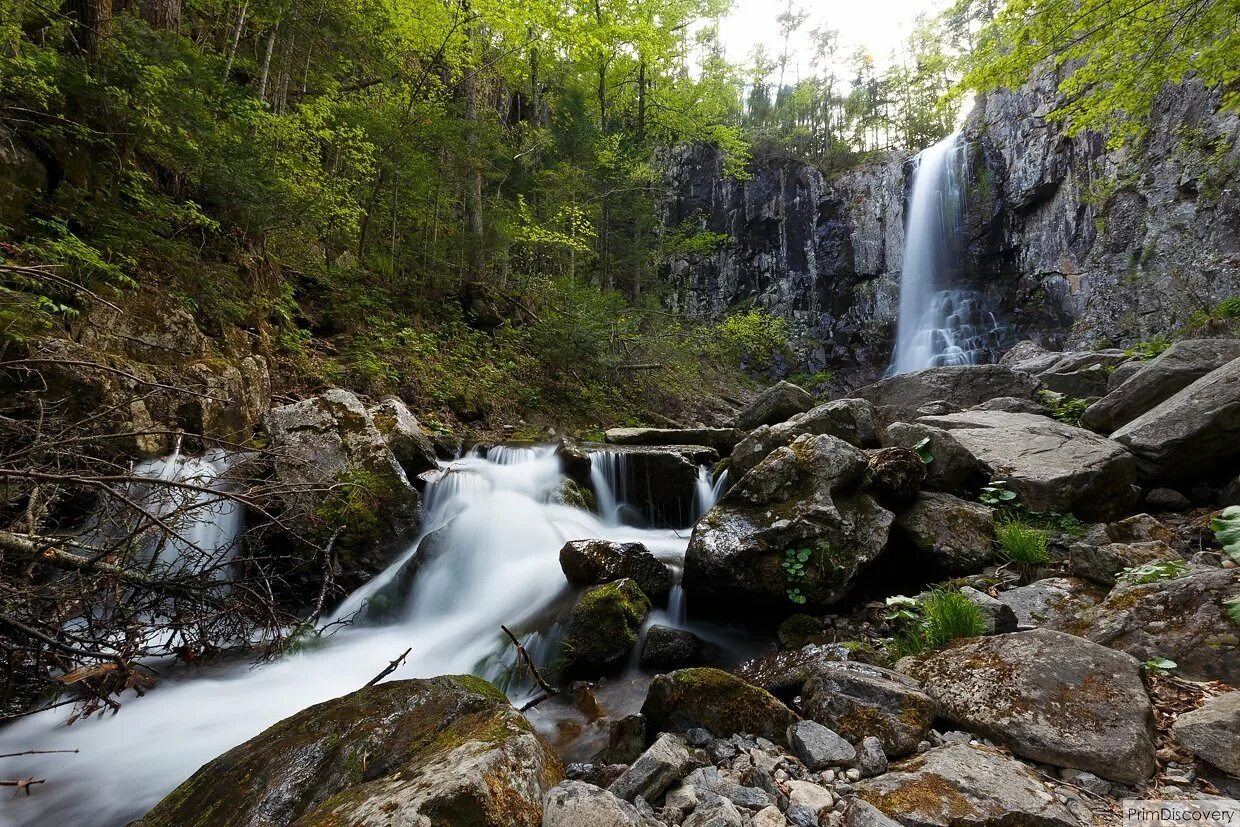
<box><xmin>853</xmin><ymin>744</ymin><xmax>1077</xmax><ymax>827</ymax></box>
<box><xmin>788</xmin><ymin>720</ymin><xmax>857</xmax><ymax>770</ymax></box>
<box><xmin>641</xmin><ymin>625</ymin><xmax>706</xmax><ymax>670</ymax></box>
<box><xmin>367</xmin><ymin>396</ymin><xmax>439</xmax><ymax>480</ymax></box>
<box><xmin>137</xmin><ymin>676</ymin><xmax>561</xmax><ymax>827</ymax></box>
<box><xmin>914</xmin><ymin>409</ymin><xmax>1138</xmax><ymax>520</ymax></box>
<box><xmin>598</xmin><ymin>715</ymin><xmax>648</xmax><ymax>765</ymax></box>
<box><xmin>560</xmin><ymin>540</ymin><xmax>672</xmax><ymax>600</ymax></box>
<box><xmin>685</xmin><ymin>435</ymin><xmax>893</xmax><ymax>609</ymax></box>
<box><xmin>1172</xmin><ymin>691</ymin><xmax>1240</xmax><ymax>777</ymax></box>
<box><xmin>894</xmin><ymin>492</ymin><xmax>996</xmax><ymax>573</ymax></box>
<box><xmin>605</xmin><ymin>427</ymin><xmax>745</xmax><ymax>455</ymax></box>
<box><xmin>959</xmin><ymin>586</ymin><xmax>1018</xmax><ymax>634</ymax></box>
<box><xmin>641</xmin><ymin>668</ymin><xmax>799</xmax><ymax>745</ymax></box>
<box><xmin>994</xmin><ymin>577</ymin><xmax>1103</xmax><ymax>630</ymax></box>
<box><xmin>882</xmin><ymin>423</ymin><xmax>988</xmax><ymax>494</ymax></box>
<box><xmin>543</xmin><ymin>780</ymin><xmax>660</xmax><ymax>826</ymax></box>
<box><xmin>564</xmin><ymin>579</ymin><xmax>651</xmax><ymax>669</ymax></box>
<box><xmin>902</xmin><ymin>629</ymin><xmax>1156</xmax><ymax>784</ymax></box>
<box><xmin>736</xmin><ymin>381</ymin><xmax>816</xmax><ymax>430</ymax></box>
<box><xmin>1144</xmin><ymin>487</ymin><xmax>1192</xmax><ymax>512</ymax></box>
<box><xmin>850</xmin><ymin>365</ymin><xmax>1042</xmax><ymax>425</ymax></box>
<box><xmin>1110</xmin><ymin>356</ymin><xmax>1240</xmax><ymax>484</ymax></box>
<box><xmin>1067</xmin><ymin>540</ymin><xmax>1177</xmax><ymax>586</ymax></box>
<box><xmin>556</xmin><ymin>442</ymin><xmax>593</xmax><ymax>487</ymax></box>
<box><xmin>734</xmin><ymin>643</ymin><xmax>850</xmax><ymax>698</ymax></box>
<box><xmin>801</xmin><ymin>663</ymin><xmax>935</xmax><ymax>758</ymax></box>
<box><xmin>1082</xmin><ymin>339</ymin><xmax>1240</xmax><ymax>433</ymax></box>
<box><xmin>862</xmin><ymin>447</ymin><xmax>926</xmax><ymax>505</ymax></box>
<box><xmin>731</xmin><ymin>399</ymin><xmax>879</xmax><ymax>481</ymax></box>
<box><xmin>610</xmin><ymin>733</ymin><xmax>706</xmax><ymax>803</ymax></box>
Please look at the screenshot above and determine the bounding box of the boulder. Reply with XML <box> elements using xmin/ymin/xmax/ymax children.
<box><xmin>736</xmin><ymin>381</ymin><xmax>815</xmax><ymax>430</ymax></box>
<box><xmin>901</xmin><ymin>629</ymin><xmax>1156</xmax><ymax>784</ymax></box>
<box><xmin>564</xmin><ymin>579</ymin><xmax>651</xmax><ymax>669</ymax></box>
<box><xmin>1110</xmin><ymin>356</ymin><xmax>1240</xmax><ymax>483</ymax></box>
<box><xmin>733</xmin><ymin>643</ymin><xmax>850</xmax><ymax>698</ymax></box>
<box><xmin>853</xmin><ymin>744</ymin><xmax>1078</xmax><ymax>827</ymax></box>
<box><xmin>609</xmin><ymin>733</ymin><xmax>706</xmax><ymax>803</ymax></box>
<box><xmin>586</xmin><ymin>445</ymin><xmax>717</xmax><ymax>526</ymax></box>
<box><xmin>959</xmin><ymin>586</ymin><xmax>1018</xmax><ymax>634</ymax></box>
<box><xmin>972</xmin><ymin>396</ymin><xmax>1048</xmax><ymax>415</ymax></box>
<box><xmin>1082</xmin><ymin>339</ymin><xmax>1240</xmax><ymax>433</ymax></box>
<box><xmin>1090</xmin><ymin>512</ymin><xmax>1176</xmax><ymax>545</ymax></box>
<box><xmin>1145</xmin><ymin>487</ymin><xmax>1192</xmax><ymax>511</ymax></box>
<box><xmin>597</xmin><ymin>715</ymin><xmax>647</xmax><ymax>765</ymax></box>
<box><xmin>1067</xmin><ymin>567</ymin><xmax>1240</xmax><ymax>684</ymax></box>
<box><xmin>640</xmin><ymin>625</ymin><xmax>706</xmax><ymax>669</ymax></box>
<box><xmin>882</xmin><ymin>423</ymin><xmax>988</xmax><ymax>494</ymax></box>
<box><xmin>641</xmin><ymin>668</ymin><xmax>799</xmax><ymax>745</ymax></box>
<box><xmin>1172</xmin><ymin>692</ymin><xmax>1240</xmax><ymax>777</ymax></box>
<box><xmin>543</xmin><ymin>781</ymin><xmax>658</xmax><ymax>827</ymax></box>
<box><xmin>605</xmin><ymin>427</ymin><xmax>745</xmax><ymax>455</ymax></box>
<box><xmin>367</xmin><ymin>396</ymin><xmax>439</xmax><ymax>480</ymax></box>
<box><xmin>862</xmin><ymin>447</ymin><xmax>926</xmax><ymax>505</ymax></box>
<box><xmin>556</xmin><ymin>443</ymin><xmax>593</xmax><ymax>487</ymax></box>
<box><xmin>1006</xmin><ymin>348</ymin><xmax>1130</xmax><ymax>397</ymax></box>
<box><xmin>787</xmin><ymin>720</ymin><xmax>857</xmax><ymax>770</ymax></box>
<box><xmin>857</xmin><ymin>736</ymin><xmax>889</xmax><ymax>777</ymax></box>
<box><xmin>559</xmin><ymin>540</ymin><xmax>672</xmax><ymax>600</ymax></box>
<box><xmin>137</xmin><ymin>676</ymin><xmax>562</xmax><ymax>827</ymax></box>
<box><xmin>1067</xmin><ymin>540</ymin><xmax>1177</xmax><ymax>586</ymax></box>
<box><xmin>914</xmin><ymin>410</ymin><xmax>1138</xmax><ymax>520</ymax></box>
<box><xmin>995</xmin><ymin>577</ymin><xmax>1103</xmax><ymax>631</ymax></box>
<box><xmin>894</xmin><ymin>492</ymin><xmax>996</xmax><ymax>573</ymax></box>
<box><xmin>850</xmin><ymin>365</ymin><xmax>1042</xmax><ymax>425</ymax></box>
<box><xmin>685</xmin><ymin>435</ymin><xmax>893</xmax><ymax>609</ymax></box>
<box><xmin>730</xmin><ymin>399</ymin><xmax>879</xmax><ymax>481</ymax></box>
<box><xmin>801</xmin><ymin>663</ymin><xmax>935</xmax><ymax>757</ymax></box>
<box><xmin>843</xmin><ymin>799</ymin><xmax>902</xmax><ymax>827</ymax></box>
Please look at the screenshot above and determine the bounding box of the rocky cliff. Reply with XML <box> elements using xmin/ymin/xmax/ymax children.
<box><xmin>661</xmin><ymin>78</ymin><xmax>1240</xmax><ymax>388</ymax></box>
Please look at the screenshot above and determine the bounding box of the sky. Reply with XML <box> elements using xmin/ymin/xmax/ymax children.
<box><xmin>716</xmin><ymin>0</ymin><xmax>947</xmax><ymax>76</ymax></box>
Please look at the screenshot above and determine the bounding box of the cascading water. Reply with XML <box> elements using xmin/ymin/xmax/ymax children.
<box><xmin>0</xmin><ymin>444</ymin><xmax>737</xmax><ymax>827</ymax></box>
<box><xmin>890</xmin><ymin>132</ymin><xmax>1002</xmax><ymax>375</ymax></box>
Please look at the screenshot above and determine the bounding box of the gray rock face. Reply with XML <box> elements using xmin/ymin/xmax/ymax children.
<box><xmin>995</xmin><ymin>577</ymin><xmax>1103</xmax><ymax>631</ymax></box>
<box><xmin>641</xmin><ymin>668</ymin><xmax>800</xmax><ymax>745</ymax></box>
<box><xmin>915</xmin><ymin>409</ymin><xmax>1138</xmax><ymax>519</ymax></box>
<box><xmin>801</xmin><ymin>662</ymin><xmax>936</xmax><ymax>757</ymax></box>
<box><xmin>137</xmin><ymin>676</ymin><xmax>562</xmax><ymax>827</ymax></box>
<box><xmin>731</xmin><ymin>398</ymin><xmax>879</xmax><ymax>481</ymax></box>
<box><xmin>640</xmin><ymin>625</ymin><xmax>706</xmax><ymax>669</ymax></box>
<box><xmin>854</xmin><ymin>744</ymin><xmax>1078</xmax><ymax>827</ymax></box>
<box><xmin>960</xmin><ymin>586</ymin><xmax>1019</xmax><ymax>634</ymax></box>
<box><xmin>851</xmin><ymin>366</ymin><xmax>1042</xmax><ymax>425</ymax></box>
<box><xmin>605</xmin><ymin>427</ymin><xmax>745</xmax><ymax>454</ymax></box>
<box><xmin>368</xmin><ymin>396</ymin><xmax>439</xmax><ymax>480</ymax></box>
<box><xmin>733</xmin><ymin>643</ymin><xmax>850</xmax><ymax>698</ymax></box>
<box><xmin>609</xmin><ymin>733</ymin><xmax>706</xmax><ymax>803</ymax></box>
<box><xmin>895</xmin><ymin>492</ymin><xmax>995</xmax><ymax>573</ymax></box>
<box><xmin>1173</xmin><ymin>692</ymin><xmax>1240</xmax><ymax>777</ymax></box>
<box><xmin>787</xmin><ymin>720</ymin><xmax>857</xmax><ymax>770</ymax></box>
<box><xmin>882</xmin><ymin>423</ymin><xmax>988</xmax><ymax>493</ymax></box>
<box><xmin>1005</xmin><ymin>345</ymin><xmax>1132</xmax><ymax>397</ymax></box>
<box><xmin>736</xmin><ymin>381</ymin><xmax>816</xmax><ymax>430</ymax></box>
<box><xmin>685</xmin><ymin>435</ymin><xmax>893</xmax><ymax>608</ymax></box>
<box><xmin>543</xmin><ymin>781</ymin><xmax>659</xmax><ymax>827</ymax></box>
<box><xmin>559</xmin><ymin>540</ymin><xmax>672</xmax><ymax>600</ymax></box>
<box><xmin>902</xmin><ymin>629</ymin><xmax>1156</xmax><ymax>785</ymax></box>
<box><xmin>1083</xmin><ymin>339</ymin><xmax>1240</xmax><ymax>433</ymax></box>
<box><xmin>1067</xmin><ymin>540</ymin><xmax>1177</xmax><ymax>586</ymax></box>
<box><xmin>1110</xmin><ymin>356</ymin><xmax>1240</xmax><ymax>484</ymax></box>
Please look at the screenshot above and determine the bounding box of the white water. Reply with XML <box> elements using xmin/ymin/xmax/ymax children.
<box><xmin>0</xmin><ymin>444</ymin><xmax>726</xmax><ymax>827</ymax></box>
<box><xmin>891</xmin><ymin>132</ymin><xmax>1001</xmax><ymax>375</ymax></box>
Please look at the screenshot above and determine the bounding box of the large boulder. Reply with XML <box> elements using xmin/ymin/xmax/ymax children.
<box><xmin>559</xmin><ymin>540</ymin><xmax>671</xmax><ymax>600</ymax></box>
<box><xmin>684</xmin><ymin>435</ymin><xmax>894</xmax><ymax>609</ymax></box>
<box><xmin>735</xmin><ymin>381</ymin><xmax>815</xmax><ymax>430</ymax></box>
<box><xmin>1067</xmin><ymin>540</ymin><xmax>1177</xmax><ymax>586</ymax></box>
<box><xmin>801</xmin><ymin>662</ymin><xmax>936</xmax><ymax>758</ymax></box>
<box><xmin>587</xmin><ymin>445</ymin><xmax>717</xmax><ymax>526</ymax></box>
<box><xmin>854</xmin><ymin>745</ymin><xmax>1077</xmax><ymax>827</ymax></box>
<box><xmin>731</xmin><ymin>399</ymin><xmax>879</xmax><ymax>481</ymax></box>
<box><xmin>1109</xmin><ymin>356</ymin><xmax>1240</xmax><ymax>484</ymax></box>
<box><xmin>733</xmin><ymin>643</ymin><xmax>850</xmax><ymax>699</ymax></box>
<box><xmin>1065</xmin><ymin>567</ymin><xmax>1240</xmax><ymax>684</ymax></box>
<box><xmin>894</xmin><ymin>492</ymin><xmax>995</xmax><ymax>573</ymax></box>
<box><xmin>850</xmin><ymin>365</ymin><xmax>1042</xmax><ymax>425</ymax></box>
<box><xmin>882</xmin><ymin>423</ymin><xmax>988</xmax><ymax>493</ymax></box>
<box><xmin>1005</xmin><ymin>347</ymin><xmax>1131</xmax><ymax>398</ymax></box>
<box><xmin>1173</xmin><ymin>691</ymin><xmax>1240</xmax><ymax>777</ymax></box>
<box><xmin>995</xmin><ymin>577</ymin><xmax>1104</xmax><ymax>631</ymax></box>
<box><xmin>605</xmin><ymin>427</ymin><xmax>744</xmax><ymax>454</ymax></box>
<box><xmin>367</xmin><ymin>396</ymin><xmax>439</xmax><ymax>480</ymax></box>
<box><xmin>901</xmin><ymin>629</ymin><xmax>1156</xmax><ymax>784</ymax></box>
<box><xmin>563</xmin><ymin>579</ymin><xmax>651</xmax><ymax>669</ymax></box>
<box><xmin>1082</xmin><ymin>339</ymin><xmax>1240</xmax><ymax>433</ymax></box>
<box><xmin>543</xmin><ymin>780</ymin><xmax>658</xmax><ymax>827</ymax></box>
<box><xmin>137</xmin><ymin>676</ymin><xmax>562</xmax><ymax>827</ymax></box>
<box><xmin>641</xmin><ymin>668</ymin><xmax>799</xmax><ymax>745</ymax></box>
<box><xmin>914</xmin><ymin>410</ymin><xmax>1138</xmax><ymax>519</ymax></box>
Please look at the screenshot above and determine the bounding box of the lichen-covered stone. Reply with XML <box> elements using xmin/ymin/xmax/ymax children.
<box><xmin>563</xmin><ymin>579</ymin><xmax>651</xmax><ymax>669</ymax></box>
<box><xmin>735</xmin><ymin>381</ymin><xmax>815</xmax><ymax>430</ymax></box>
<box><xmin>641</xmin><ymin>668</ymin><xmax>799</xmax><ymax>745</ymax></box>
<box><xmin>1173</xmin><ymin>692</ymin><xmax>1240</xmax><ymax>777</ymax></box>
<box><xmin>851</xmin><ymin>366</ymin><xmax>1042</xmax><ymax>425</ymax></box>
<box><xmin>730</xmin><ymin>399</ymin><xmax>879</xmax><ymax>481</ymax></box>
<box><xmin>894</xmin><ymin>492</ymin><xmax>995</xmax><ymax>573</ymax></box>
<box><xmin>801</xmin><ymin>662</ymin><xmax>935</xmax><ymax>758</ymax></box>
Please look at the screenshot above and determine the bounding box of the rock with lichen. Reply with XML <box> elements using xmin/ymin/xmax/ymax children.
<box><xmin>801</xmin><ymin>662</ymin><xmax>935</xmax><ymax>758</ymax></box>
<box><xmin>641</xmin><ymin>668</ymin><xmax>799</xmax><ymax>746</ymax></box>
<box><xmin>563</xmin><ymin>579</ymin><xmax>651</xmax><ymax>669</ymax></box>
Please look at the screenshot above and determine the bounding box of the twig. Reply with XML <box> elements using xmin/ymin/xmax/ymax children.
<box><xmin>0</xmin><ymin>777</ymin><xmax>45</xmax><ymax>795</ymax></box>
<box><xmin>0</xmin><ymin>749</ymin><xmax>79</xmax><ymax>759</ymax></box>
<box><xmin>501</xmin><ymin>625</ymin><xmax>558</xmax><ymax>712</ymax></box>
<box><xmin>364</xmin><ymin>647</ymin><xmax>411</xmax><ymax>688</ymax></box>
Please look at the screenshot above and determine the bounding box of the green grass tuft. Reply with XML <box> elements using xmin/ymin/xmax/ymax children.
<box><xmin>995</xmin><ymin>520</ymin><xmax>1050</xmax><ymax>566</ymax></box>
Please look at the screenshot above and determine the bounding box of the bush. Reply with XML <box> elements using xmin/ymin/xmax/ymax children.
<box><xmin>996</xmin><ymin>520</ymin><xmax>1050</xmax><ymax>566</ymax></box>
<box><xmin>714</xmin><ymin>309</ymin><xmax>790</xmax><ymax>373</ymax></box>
<box><xmin>1037</xmin><ymin>390</ymin><xmax>1089</xmax><ymax>427</ymax></box>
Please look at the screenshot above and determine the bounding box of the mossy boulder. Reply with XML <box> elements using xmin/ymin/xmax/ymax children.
<box><xmin>563</xmin><ymin>579</ymin><xmax>651</xmax><ymax>669</ymax></box>
<box><xmin>136</xmin><ymin>675</ymin><xmax>563</xmax><ymax>827</ymax></box>
<box><xmin>559</xmin><ymin>540</ymin><xmax>671</xmax><ymax>600</ymax></box>
<box><xmin>894</xmin><ymin>491</ymin><xmax>996</xmax><ymax>573</ymax></box>
<box><xmin>801</xmin><ymin>662</ymin><xmax>935</xmax><ymax>758</ymax></box>
<box><xmin>640</xmin><ymin>667</ymin><xmax>799</xmax><ymax>745</ymax></box>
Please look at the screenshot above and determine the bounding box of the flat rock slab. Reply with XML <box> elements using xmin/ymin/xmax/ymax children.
<box><xmin>605</xmin><ymin>427</ymin><xmax>745</xmax><ymax>454</ymax></box>
<box><xmin>996</xmin><ymin>577</ymin><xmax>1104</xmax><ymax>631</ymax></box>
<box><xmin>1173</xmin><ymin>691</ymin><xmax>1240</xmax><ymax>777</ymax></box>
<box><xmin>914</xmin><ymin>410</ymin><xmax>1137</xmax><ymax>520</ymax></box>
<box><xmin>851</xmin><ymin>365</ymin><xmax>1042</xmax><ymax>425</ymax></box>
<box><xmin>901</xmin><ymin>629</ymin><xmax>1156</xmax><ymax>785</ymax></box>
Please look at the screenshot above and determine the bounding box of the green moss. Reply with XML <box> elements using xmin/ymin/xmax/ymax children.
<box><xmin>563</xmin><ymin>579</ymin><xmax>650</xmax><ymax>667</ymax></box>
<box><xmin>642</xmin><ymin>667</ymin><xmax>798</xmax><ymax>745</ymax></box>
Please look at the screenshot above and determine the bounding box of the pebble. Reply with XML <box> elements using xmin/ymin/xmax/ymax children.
<box><xmin>820</xmin><ymin>770</ymin><xmax>836</xmax><ymax>783</ymax></box>
<box><xmin>845</xmin><ymin>768</ymin><xmax>862</xmax><ymax>782</ymax></box>
<box><xmin>916</xmin><ymin>740</ymin><xmax>931</xmax><ymax>753</ymax></box>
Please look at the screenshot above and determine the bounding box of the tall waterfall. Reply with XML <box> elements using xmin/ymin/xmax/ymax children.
<box><xmin>890</xmin><ymin>133</ymin><xmax>1000</xmax><ymax>375</ymax></box>
<box><xmin>0</xmin><ymin>445</ymin><xmax>732</xmax><ymax>827</ymax></box>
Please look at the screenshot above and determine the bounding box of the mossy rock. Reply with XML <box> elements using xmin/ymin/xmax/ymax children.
<box><xmin>641</xmin><ymin>667</ymin><xmax>799</xmax><ymax>745</ymax></box>
<box><xmin>136</xmin><ymin>675</ymin><xmax>563</xmax><ymax>827</ymax></box>
<box><xmin>563</xmin><ymin>578</ymin><xmax>650</xmax><ymax>669</ymax></box>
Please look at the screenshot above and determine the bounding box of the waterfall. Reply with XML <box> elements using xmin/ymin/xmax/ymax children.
<box><xmin>692</xmin><ymin>466</ymin><xmax>728</xmax><ymax>521</ymax></box>
<box><xmin>0</xmin><ymin>444</ymin><xmax>742</xmax><ymax>827</ymax></box>
<box><xmin>890</xmin><ymin>132</ymin><xmax>1001</xmax><ymax>375</ymax></box>
<box><xmin>588</xmin><ymin>449</ymin><xmax>632</xmax><ymax>526</ymax></box>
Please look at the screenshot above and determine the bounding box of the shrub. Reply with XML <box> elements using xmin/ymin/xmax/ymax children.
<box><xmin>996</xmin><ymin>520</ymin><xmax>1050</xmax><ymax>566</ymax></box>
<box><xmin>1037</xmin><ymin>390</ymin><xmax>1089</xmax><ymax>427</ymax></box>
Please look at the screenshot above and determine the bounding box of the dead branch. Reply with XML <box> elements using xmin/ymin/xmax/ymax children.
<box><xmin>364</xmin><ymin>648</ymin><xmax>411</xmax><ymax>688</ymax></box>
<box><xmin>0</xmin><ymin>777</ymin><xmax>45</xmax><ymax>795</ymax></box>
<box><xmin>501</xmin><ymin>625</ymin><xmax>558</xmax><ymax>712</ymax></box>
<box><xmin>0</xmin><ymin>749</ymin><xmax>79</xmax><ymax>759</ymax></box>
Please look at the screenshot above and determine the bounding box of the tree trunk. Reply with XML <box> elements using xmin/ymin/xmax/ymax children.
<box><xmin>140</xmin><ymin>0</ymin><xmax>180</xmax><ymax>31</ymax></box>
<box><xmin>223</xmin><ymin>0</ymin><xmax>248</xmax><ymax>79</ymax></box>
<box><xmin>258</xmin><ymin>24</ymin><xmax>278</xmax><ymax>102</ymax></box>
<box><xmin>461</xmin><ymin>3</ymin><xmax>484</xmax><ymax>282</ymax></box>
<box><xmin>62</xmin><ymin>0</ymin><xmax>111</xmax><ymax>55</ymax></box>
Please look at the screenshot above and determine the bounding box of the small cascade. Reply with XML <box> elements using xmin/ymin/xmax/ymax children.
<box><xmin>588</xmin><ymin>449</ymin><xmax>632</xmax><ymax>526</ymax></box>
<box><xmin>891</xmin><ymin>133</ymin><xmax>1002</xmax><ymax>375</ymax></box>
<box><xmin>692</xmin><ymin>466</ymin><xmax>729</xmax><ymax>521</ymax></box>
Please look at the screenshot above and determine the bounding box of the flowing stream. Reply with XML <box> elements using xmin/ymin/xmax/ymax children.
<box><xmin>0</xmin><ymin>445</ymin><xmax>736</xmax><ymax>827</ymax></box>
<box><xmin>890</xmin><ymin>132</ymin><xmax>1001</xmax><ymax>375</ymax></box>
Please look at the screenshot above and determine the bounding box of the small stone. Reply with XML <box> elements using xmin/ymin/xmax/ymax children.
<box><xmin>687</xmin><ymin>728</ymin><xmax>714</xmax><ymax>748</ymax></box>
<box><xmin>820</xmin><ymin>769</ymin><xmax>836</xmax><ymax>783</ymax></box>
<box><xmin>610</xmin><ymin>733</ymin><xmax>705</xmax><ymax>803</ymax></box>
<box><xmin>787</xmin><ymin>720</ymin><xmax>858</xmax><ymax>771</ymax></box>
<box><xmin>857</xmin><ymin>736</ymin><xmax>888</xmax><ymax>777</ymax></box>
<box><xmin>787</xmin><ymin>805</ymin><xmax>819</xmax><ymax>827</ymax></box>
<box><xmin>1058</xmin><ymin>768</ymin><xmax>1111</xmax><ymax>797</ymax></box>
<box><xmin>752</xmin><ymin>805</ymin><xmax>786</xmax><ymax>827</ymax></box>
<box><xmin>1144</xmin><ymin>487</ymin><xmax>1191</xmax><ymax>511</ymax></box>
<box><xmin>916</xmin><ymin>741</ymin><xmax>930</xmax><ymax>753</ymax></box>
<box><xmin>845</xmin><ymin>768</ymin><xmax>862</xmax><ymax>782</ymax></box>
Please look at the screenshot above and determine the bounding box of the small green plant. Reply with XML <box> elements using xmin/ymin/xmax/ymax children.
<box><xmin>995</xmin><ymin>520</ymin><xmax>1050</xmax><ymax>567</ymax></box>
<box><xmin>1210</xmin><ymin>506</ymin><xmax>1240</xmax><ymax>564</ymax></box>
<box><xmin>1143</xmin><ymin>657</ymin><xmax>1178</xmax><ymax>676</ymax></box>
<box><xmin>1037</xmin><ymin>390</ymin><xmax>1090</xmax><ymax>427</ymax></box>
<box><xmin>884</xmin><ymin>595</ymin><xmax>921</xmax><ymax>624</ymax></box>
<box><xmin>912</xmin><ymin>437</ymin><xmax>934</xmax><ymax>464</ymax></box>
<box><xmin>888</xmin><ymin>590</ymin><xmax>986</xmax><ymax>656</ymax></box>
<box><xmin>1124</xmin><ymin>337</ymin><xmax>1172</xmax><ymax>361</ymax></box>
<box><xmin>979</xmin><ymin>480</ymin><xmax>1018</xmax><ymax>506</ymax></box>
<box><xmin>1118</xmin><ymin>559</ymin><xmax>1190</xmax><ymax>585</ymax></box>
<box><xmin>1225</xmin><ymin>598</ymin><xmax>1240</xmax><ymax>628</ymax></box>
<box><xmin>783</xmin><ymin>548</ymin><xmax>812</xmax><ymax>604</ymax></box>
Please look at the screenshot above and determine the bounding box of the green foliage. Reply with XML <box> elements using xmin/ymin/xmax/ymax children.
<box><xmin>1037</xmin><ymin>390</ymin><xmax>1089</xmax><ymax>427</ymax></box>
<box><xmin>888</xmin><ymin>589</ymin><xmax>986</xmax><ymax>656</ymax></box>
<box><xmin>783</xmin><ymin>547</ymin><xmax>812</xmax><ymax>604</ymax></box>
<box><xmin>1143</xmin><ymin>657</ymin><xmax>1178</xmax><ymax>676</ymax></box>
<box><xmin>1226</xmin><ymin>598</ymin><xmax>1240</xmax><ymax>628</ymax></box>
<box><xmin>1210</xmin><ymin>506</ymin><xmax>1240</xmax><ymax>564</ymax></box>
<box><xmin>911</xmin><ymin>437</ymin><xmax>934</xmax><ymax>464</ymax></box>
<box><xmin>1118</xmin><ymin>559</ymin><xmax>1191</xmax><ymax>585</ymax></box>
<box><xmin>995</xmin><ymin>520</ymin><xmax>1049</xmax><ymax>566</ymax></box>
<box><xmin>1124</xmin><ymin>337</ymin><xmax>1173</xmax><ymax>361</ymax></box>
<box><xmin>715</xmin><ymin>309</ymin><xmax>791</xmax><ymax>374</ymax></box>
<box><xmin>979</xmin><ymin>480</ymin><xmax>1018</xmax><ymax>506</ymax></box>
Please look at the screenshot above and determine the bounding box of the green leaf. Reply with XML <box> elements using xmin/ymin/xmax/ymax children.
<box><xmin>1210</xmin><ymin>505</ymin><xmax>1240</xmax><ymax>563</ymax></box>
<box><xmin>912</xmin><ymin>436</ymin><xmax>934</xmax><ymax>464</ymax></box>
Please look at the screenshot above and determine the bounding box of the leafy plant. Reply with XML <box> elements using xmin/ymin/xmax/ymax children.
<box><xmin>1037</xmin><ymin>390</ymin><xmax>1089</xmax><ymax>427</ymax></box>
<box><xmin>1210</xmin><ymin>506</ymin><xmax>1240</xmax><ymax>564</ymax></box>
<box><xmin>783</xmin><ymin>548</ymin><xmax>812</xmax><ymax>604</ymax></box>
<box><xmin>979</xmin><ymin>481</ymin><xmax>1018</xmax><ymax>506</ymax></box>
<box><xmin>995</xmin><ymin>520</ymin><xmax>1050</xmax><ymax>568</ymax></box>
<box><xmin>1118</xmin><ymin>559</ymin><xmax>1190</xmax><ymax>585</ymax></box>
<box><xmin>1226</xmin><ymin>598</ymin><xmax>1240</xmax><ymax>628</ymax></box>
<box><xmin>1124</xmin><ymin>337</ymin><xmax>1172</xmax><ymax>361</ymax></box>
<box><xmin>889</xmin><ymin>590</ymin><xmax>986</xmax><ymax>656</ymax></box>
<box><xmin>1144</xmin><ymin>657</ymin><xmax>1178</xmax><ymax>677</ymax></box>
<box><xmin>912</xmin><ymin>437</ymin><xmax>934</xmax><ymax>464</ymax></box>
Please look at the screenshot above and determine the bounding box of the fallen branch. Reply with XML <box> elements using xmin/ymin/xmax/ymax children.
<box><xmin>0</xmin><ymin>749</ymin><xmax>79</xmax><ymax>759</ymax></box>
<box><xmin>364</xmin><ymin>647</ymin><xmax>411</xmax><ymax>688</ymax></box>
<box><xmin>0</xmin><ymin>777</ymin><xmax>45</xmax><ymax>795</ymax></box>
<box><xmin>501</xmin><ymin>625</ymin><xmax>558</xmax><ymax>712</ymax></box>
